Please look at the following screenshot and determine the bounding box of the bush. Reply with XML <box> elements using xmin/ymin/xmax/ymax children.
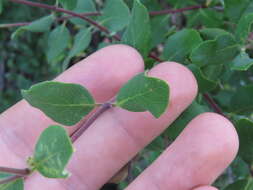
<box><xmin>1</xmin><ymin>0</ymin><xmax>253</xmax><ymax>189</ymax></box>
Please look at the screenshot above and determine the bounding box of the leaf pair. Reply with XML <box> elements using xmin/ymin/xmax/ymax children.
<box><xmin>22</xmin><ymin>73</ymin><xmax>170</xmax><ymax>126</ymax></box>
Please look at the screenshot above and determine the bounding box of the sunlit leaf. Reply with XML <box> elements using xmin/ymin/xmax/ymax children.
<box><xmin>31</xmin><ymin>125</ymin><xmax>73</xmax><ymax>178</ymax></box>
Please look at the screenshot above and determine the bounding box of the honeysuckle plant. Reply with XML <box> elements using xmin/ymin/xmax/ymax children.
<box><xmin>1</xmin><ymin>0</ymin><xmax>253</xmax><ymax>189</ymax></box>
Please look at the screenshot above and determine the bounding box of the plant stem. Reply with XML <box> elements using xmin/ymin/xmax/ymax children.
<box><xmin>9</xmin><ymin>0</ymin><xmax>121</xmax><ymax>40</ymax></box>
<box><xmin>0</xmin><ymin>22</ymin><xmax>30</xmax><ymax>28</ymax></box>
<box><xmin>0</xmin><ymin>167</ymin><xmax>30</xmax><ymax>176</ymax></box>
<box><xmin>0</xmin><ymin>12</ymin><xmax>100</xmax><ymax>28</ymax></box>
<box><xmin>148</xmin><ymin>53</ymin><xmax>162</xmax><ymax>62</ymax></box>
<box><xmin>149</xmin><ymin>5</ymin><xmax>207</xmax><ymax>16</ymax></box>
<box><xmin>71</xmin><ymin>98</ymin><xmax>115</xmax><ymax>142</ymax></box>
<box><xmin>1</xmin><ymin>4</ymin><xmax>209</xmax><ymax>29</ymax></box>
<box><xmin>203</xmin><ymin>93</ymin><xmax>227</xmax><ymax>118</ymax></box>
<box><xmin>0</xmin><ymin>175</ymin><xmax>23</xmax><ymax>185</ymax></box>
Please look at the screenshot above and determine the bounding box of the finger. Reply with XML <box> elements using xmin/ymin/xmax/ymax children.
<box><xmin>193</xmin><ymin>186</ymin><xmax>218</xmax><ymax>190</ymax></box>
<box><xmin>126</xmin><ymin>113</ymin><xmax>239</xmax><ymax>190</ymax></box>
<box><xmin>0</xmin><ymin>45</ymin><xmax>144</xmax><ymax>167</ymax></box>
<box><xmin>25</xmin><ymin>62</ymin><xmax>198</xmax><ymax>189</ymax></box>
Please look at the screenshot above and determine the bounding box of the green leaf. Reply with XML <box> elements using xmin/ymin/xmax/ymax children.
<box><xmin>230</xmin><ymin>52</ymin><xmax>253</xmax><ymax>71</ymax></box>
<box><xmin>70</xmin><ymin>0</ymin><xmax>96</xmax><ymax>26</ymax></box>
<box><xmin>0</xmin><ymin>179</ymin><xmax>24</xmax><ymax>190</ymax></box>
<box><xmin>231</xmin><ymin>157</ymin><xmax>251</xmax><ymax>180</ymax></box>
<box><xmin>150</xmin><ymin>15</ymin><xmax>170</xmax><ymax>48</ymax></box>
<box><xmin>116</xmin><ymin>73</ymin><xmax>169</xmax><ymax>118</ymax></box>
<box><xmin>146</xmin><ymin>136</ymin><xmax>164</xmax><ymax>152</ymax></box>
<box><xmin>230</xmin><ymin>85</ymin><xmax>253</xmax><ymax>113</ymax></box>
<box><xmin>190</xmin><ymin>34</ymin><xmax>240</xmax><ymax>66</ymax></box>
<box><xmin>22</xmin><ymin>81</ymin><xmax>95</xmax><ymax>126</ymax></box>
<box><xmin>163</xmin><ymin>29</ymin><xmax>203</xmax><ymax>63</ymax></box>
<box><xmin>63</xmin><ymin>28</ymin><xmax>92</xmax><ymax>70</ymax></box>
<box><xmin>236</xmin><ymin>119</ymin><xmax>253</xmax><ymax>165</ymax></box>
<box><xmin>122</xmin><ymin>0</ymin><xmax>151</xmax><ymax>57</ymax></box>
<box><xmin>164</xmin><ymin>101</ymin><xmax>207</xmax><ymax>140</ymax></box>
<box><xmin>0</xmin><ymin>174</ymin><xmax>24</xmax><ymax>190</ymax></box>
<box><xmin>224</xmin><ymin>178</ymin><xmax>253</xmax><ymax>190</ymax></box>
<box><xmin>46</xmin><ymin>24</ymin><xmax>70</xmax><ymax>63</ymax></box>
<box><xmin>0</xmin><ymin>173</ymin><xmax>11</xmax><ymax>179</ymax></box>
<box><xmin>200</xmin><ymin>28</ymin><xmax>230</xmax><ymax>40</ymax></box>
<box><xmin>99</xmin><ymin>0</ymin><xmax>130</xmax><ymax>33</ymax></box>
<box><xmin>235</xmin><ymin>13</ymin><xmax>253</xmax><ymax>44</ymax></box>
<box><xmin>199</xmin><ymin>9</ymin><xmax>223</xmax><ymax>28</ymax></box>
<box><xmin>32</xmin><ymin>125</ymin><xmax>73</xmax><ymax>178</ymax></box>
<box><xmin>202</xmin><ymin>64</ymin><xmax>224</xmax><ymax>81</ymax></box>
<box><xmin>188</xmin><ymin>64</ymin><xmax>217</xmax><ymax>93</ymax></box>
<box><xmin>225</xmin><ymin>0</ymin><xmax>253</xmax><ymax>23</ymax></box>
<box><xmin>59</xmin><ymin>0</ymin><xmax>77</xmax><ymax>10</ymax></box>
<box><xmin>11</xmin><ymin>15</ymin><xmax>54</xmax><ymax>39</ymax></box>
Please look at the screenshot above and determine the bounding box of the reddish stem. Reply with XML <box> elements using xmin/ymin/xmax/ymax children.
<box><xmin>9</xmin><ymin>0</ymin><xmax>118</xmax><ymax>39</ymax></box>
<box><xmin>203</xmin><ymin>93</ymin><xmax>227</xmax><ymax>118</ymax></box>
<box><xmin>71</xmin><ymin>99</ymin><xmax>115</xmax><ymax>142</ymax></box>
<box><xmin>0</xmin><ymin>167</ymin><xmax>30</xmax><ymax>176</ymax></box>
<box><xmin>1</xmin><ymin>4</ymin><xmax>208</xmax><ymax>28</ymax></box>
<box><xmin>0</xmin><ymin>22</ymin><xmax>29</xmax><ymax>28</ymax></box>
<box><xmin>149</xmin><ymin>5</ymin><xmax>207</xmax><ymax>16</ymax></box>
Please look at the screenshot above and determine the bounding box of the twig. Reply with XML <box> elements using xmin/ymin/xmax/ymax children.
<box><xmin>0</xmin><ymin>175</ymin><xmax>23</xmax><ymax>185</ymax></box>
<box><xmin>4</xmin><ymin>1</ymin><xmax>209</xmax><ymax>29</ymax></box>
<box><xmin>203</xmin><ymin>93</ymin><xmax>227</xmax><ymax>118</ymax></box>
<box><xmin>0</xmin><ymin>167</ymin><xmax>30</xmax><ymax>176</ymax></box>
<box><xmin>57</xmin><ymin>12</ymin><xmax>101</xmax><ymax>21</ymax></box>
<box><xmin>0</xmin><ymin>12</ymin><xmax>101</xmax><ymax>28</ymax></box>
<box><xmin>71</xmin><ymin>98</ymin><xmax>115</xmax><ymax>142</ymax></box>
<box><xmin>149</xmin><ymin>5</ymin><xmax>207</xmax><ymax>16</ymax></box>
<box><xmin>148</xmin><ymin>53</ymin><xmax>162</xmax><ymax>62</ymax></box>
<box><xmin>9</xmin><ymin>0</ymin><xmax>120</xmax><ymax>40</ymax></box>
<box><xmin>0</xmin><ymin>22</ymin><xmax>30</xmax><ymax>28</ymax></box>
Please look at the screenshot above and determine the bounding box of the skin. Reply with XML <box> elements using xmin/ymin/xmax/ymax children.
<box><xmin>0</xmin><ymin>45</ymin><xmax>239</xmax><ymax>190</ymax></box>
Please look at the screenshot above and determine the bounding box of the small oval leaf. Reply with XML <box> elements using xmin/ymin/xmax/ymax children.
<box><xmin>122</xmin><ymin>0</ymin><xmax>151</xmax><ymax>57</ymax></box>
<box><xmin>190</xmin><ymin>34</ymin><xmax>240</xmax><ymax>66</ymax></box>
<box><xmin>46</xmin><ymin>24</ymin><xmax>70</xmax><ymax>63</ymax></box>
<box><xmin>22</xmin><ymin>81</ymin><xmax>95</xmax><ymax>126</ymax></box>
<box><xmin>32</xmin><ymin>125</ymin><xmax>74</xmax><ymax>178</ymax></box>
<box><xmin>116</xmin><ymin>73</ymin><xmax>169</xmax><ymax>118</ymax></box>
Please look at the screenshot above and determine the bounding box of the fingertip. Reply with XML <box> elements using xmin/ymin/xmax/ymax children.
<box><xmin>192</xmin><ymin>112</ymin><xmax>239</xmax><ymax>161</ymax></box>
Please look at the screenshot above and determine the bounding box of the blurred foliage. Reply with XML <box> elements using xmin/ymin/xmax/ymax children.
<box><xmin>1</xmin><ymin>0</ymin><xmax>253</xmax><ymax>189</ymax></box>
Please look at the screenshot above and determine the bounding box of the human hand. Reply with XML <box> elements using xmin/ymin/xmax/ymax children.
<box><xmin>0</xmin><ymin>45</ymin><xmax>239</xmax><ymax>190</ymax></box>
